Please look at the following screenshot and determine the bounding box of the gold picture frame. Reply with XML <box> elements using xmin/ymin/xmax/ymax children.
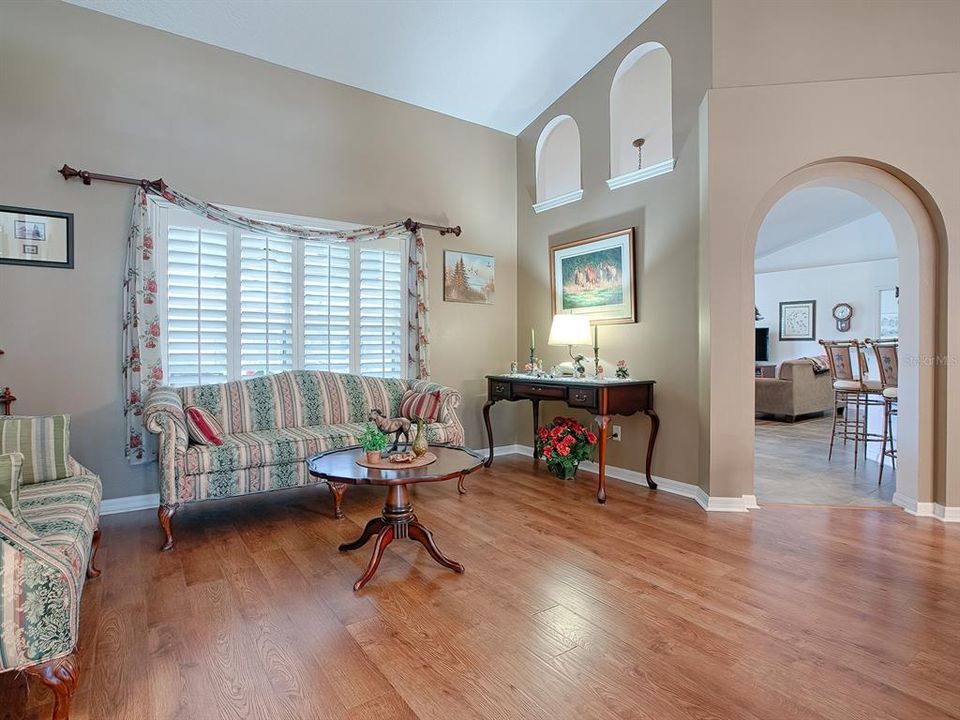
<box><xmin>550</xmin><ymin>228</ymin><xmax>636</xmax><ymax>324</ymax></box>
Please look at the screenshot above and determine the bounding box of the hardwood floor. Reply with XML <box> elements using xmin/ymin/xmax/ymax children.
<box><xmin>755</xmin><ymin>414</ymin><xmax>896</xmax><ymax>505</ymax></box>
<box><xmin>3</xmin><ymin>456</ymin><xmax>958</xmax><ymax>720</ymax></box>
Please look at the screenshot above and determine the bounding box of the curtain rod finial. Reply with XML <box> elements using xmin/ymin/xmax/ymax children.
<box><xmin>59</xmin><ymin>164</ymin><xmax>79</xmax><ymax>181</ymax></box>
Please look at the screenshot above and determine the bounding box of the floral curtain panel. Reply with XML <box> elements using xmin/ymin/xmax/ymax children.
<box><xmin>122</xmin><ymin>189</ymin><xmax>163</xmax><ymax>463</ymax></box>
<box><xmin>121</xmin><ymin>186</ymin><xmax>431</xmax><ymax>465</ymax></box>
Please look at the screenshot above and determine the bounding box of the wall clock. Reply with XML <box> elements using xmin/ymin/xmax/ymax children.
<box><xmin>832</xmin><ymin>302</ymin><xmax>853</xmax><ymax>332</ymax></box>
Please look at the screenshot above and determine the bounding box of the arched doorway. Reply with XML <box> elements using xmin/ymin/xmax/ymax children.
<box><xmin>744</xmin><ymin>161</ymin><xmax>940</xmax><ymax>509</ymax></box>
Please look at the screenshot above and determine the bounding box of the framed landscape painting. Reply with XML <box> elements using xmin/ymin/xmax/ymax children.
<box><xmin>779</xmin><ymin>300</ymin><xmax>816</xmax><ymax>341</ymax></box>
<box><xmin>550</xmin><ymin>228</ymin><xmax>636</xmax><ymax>324</ymax></box>
<box><xmin>443</xmin><ymin>250</ymin><xmax>495</xmax><ymax>304</ymax></box>
<box><xmin>0</xmin><ymin>205</ymin><xmax>74</xmax><ymax>269</ymax></box>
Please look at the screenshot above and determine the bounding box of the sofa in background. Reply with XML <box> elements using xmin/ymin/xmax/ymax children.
<box><xmin>755</xmin><ymin>358</ymin><xmax>835</xmax><ymax>421</ymax></box>
<box><xmin>0</xmin><ymin>416</ymin><xmax>102</xmax><ymax>720</ymax></box>
<box><xmin>144</xmin><ymin>370</ymin><xmax>464</xmax><ymax>551</ymax></box>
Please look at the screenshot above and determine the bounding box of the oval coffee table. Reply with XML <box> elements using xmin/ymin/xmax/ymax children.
<box><xmin>307</xmin><ymin>445</ymin><xmax>484</xmax><ymax>591</ymax></box>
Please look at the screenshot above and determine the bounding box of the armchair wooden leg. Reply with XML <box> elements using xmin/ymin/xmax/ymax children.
<box><xmin>25</xmin><ymin>649</ymin><xmax>80</xmax><ymax>720</ymax></box>
<box><xmin>158</xmin><ymin>504</ymin><xmax>178</xmax><ymax>552</ymax></box>
<box><xmin>86</xmin><ymin>527</ymin><xmax>102</xmax><ymax>578</ymax></box>
<box><xmin>328</xmin><ymin>482</ymin><xmax>347</xmax><ymax>519</ymax></box>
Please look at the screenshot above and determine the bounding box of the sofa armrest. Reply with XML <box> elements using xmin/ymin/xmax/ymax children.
<box><xmin>143</xmin><ymin>387</ymin><xmax>188</xmax><ymax>505</ymax></box>
<box><xmin>754</xmin><ymin>378</ymin><xmax>794</xmax><ymax>415</ymax></box>
<box><xmin>0</xmin><ymin>523</ymin><xmax>80</xmax><ymax>670</ymax></box>
<box><xmin>409</xmin><ymin>380</ymin><xmax>465</xmax><ymax>445</ymax></box>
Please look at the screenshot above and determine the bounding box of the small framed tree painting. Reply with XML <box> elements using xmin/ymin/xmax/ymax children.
<box><xmin>443</xmin><ymin>251</ymin><xmax>495</xmax><ymax>304</ymax></box>
<box><xmin>550</xmin><ymin>228</ymin><xmax>636</xmax><ymax>324</ymax></box>
<box><xmin>0</xmin><ymin>205</ymin><xmax>74</xmax><ymax>269</ymax></box>
<box><xmin>779</xmin><ymin>300</ymin><xmax>816</xmax><ymax>341</ymax></box>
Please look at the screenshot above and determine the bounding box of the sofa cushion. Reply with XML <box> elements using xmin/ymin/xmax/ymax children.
<box><xmin>0</xmin><ymin>415</ymin><xmax>71</xmax><ymax>485</ymax></box>
<box><xmin>184</xmin><ymin>421</ymin><xmax>459</xmax><ymax>476</ymax></box>
<box><xmin>177</xmin><ymin>371</ymin><xmax>409</xmax><ymax>434</ymax></box>
<box><xmin>399</xmin><ymin>389</ymin><xmax>442</xmax><ymax>423</ymax></box>
<box><xmin>0</xmin><ymin>453</ymin><xmax>28</xmax><ymax>527</ymax></box>
<box><xmin>185</xmin><ymin>406</ymin><xmax>225</xmax><ymax>446</ymax></box>
<box><xmin>19</xmin><ymin>474</ymin><xmax>102</xmax><ymax>583</ymax></box>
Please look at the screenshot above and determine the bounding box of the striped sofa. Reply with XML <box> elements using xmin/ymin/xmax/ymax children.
<box><xmin>143</xmin><ymin>371</ymin><xmax>464</xmax><ymax>551</ymax></box>
<box><xmin>0</xmin><ymin>417</ymin><xmax>102</xmax><ymax>720</ymax></box>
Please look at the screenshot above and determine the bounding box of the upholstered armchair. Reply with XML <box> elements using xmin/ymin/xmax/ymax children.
<box><xmin>0</xmin><ymin>415</ymin><xmax>102</xmax><ymax>720</ymax></box>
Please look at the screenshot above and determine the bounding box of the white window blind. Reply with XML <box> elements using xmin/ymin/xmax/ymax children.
<box><xmin>303</xmin><ymin>242</ymin><xmax>352</xmax><ymax>373</ymax></box>
<box><xmin>164</xmin><ymin>225</ymin><xmax>230</xmax><ymax>386</ymax></box>
<box><xmin>157</xmin><ymin>203</ymin><xmax>406</xmax><ymax>386</ymax></box>
<box><xmin>240</xmin><ymin>234</ymin><xmax>295</xmax><ymax>377</ymax></box>
<box><xmin>359</xmin><ymin>248</ymin><xmax>404</xmax><ymax>377</ymax></box>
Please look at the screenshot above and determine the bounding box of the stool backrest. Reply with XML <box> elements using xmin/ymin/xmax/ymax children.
<box><xmin>819</xmin><ymin>339</ymin><xmax>871</xmax><ymax>389</ymax></box>
<box><xmin>866</xmin><ymin>338</ymin><xmax>899</xmax><ymax>388</ymax></box>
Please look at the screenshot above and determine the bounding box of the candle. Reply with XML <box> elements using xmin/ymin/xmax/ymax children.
<box><xmin>531</xmin><ymin>327</ymin><xmax>535</xmax><ymax>350</ymax></box>
<box><xmin>593</xmin><ymin>325</ymin><xmax>598</xmax><ymax>349</ymax></box>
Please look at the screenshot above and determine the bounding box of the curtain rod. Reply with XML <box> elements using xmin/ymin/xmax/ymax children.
<box><xmin>58</xmin><ymin>164</ymin><xmax>462</xmax><ymax>237</ymax></box>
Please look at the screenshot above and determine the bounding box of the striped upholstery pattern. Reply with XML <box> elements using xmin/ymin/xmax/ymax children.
<box><xmin>0</xmin><ymin>415</ymin><xmax>71</xmax><ymax>485</ymax></box>
<box><xmin>0</xmin><ymin>453</ymin><xmax>26</xmax><ymax>525</ymax></box>
<box><xmin>0</xmin><ymin>461</ymin><xmax>101</xmax><ymax>671</ymax></box>
<box><xmin>145</xmin><ymin>371</ymin><xmax>465</xmax><ymax>506</ymax></box>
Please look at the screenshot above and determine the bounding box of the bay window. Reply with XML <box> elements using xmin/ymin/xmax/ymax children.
<box><xmin>155</xmin><ymin>203</ymin><xmax>407</xmax><ymax>387</ymax></box>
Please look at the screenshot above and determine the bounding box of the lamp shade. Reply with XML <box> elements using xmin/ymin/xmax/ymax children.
<box><xmin>548</xmin><ymin>314</ymin><xmax>591</xmax><ymax>346</ymax></box>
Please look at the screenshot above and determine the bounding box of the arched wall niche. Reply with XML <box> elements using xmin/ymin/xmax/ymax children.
<box><xmin>533</xmin><ymin>115</ymin><xmax>582</xmax><ymax>213</ymax></box>
<box><xmin>608</xmin><ymin>42</ymin><xmax>674</xmax><ymax>189</ymax></box>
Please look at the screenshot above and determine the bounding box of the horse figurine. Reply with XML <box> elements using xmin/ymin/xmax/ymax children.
<box><xmin>369</xmin><ymin>409</ymin><xmax>411</xmax><ymax>451</ymax></box>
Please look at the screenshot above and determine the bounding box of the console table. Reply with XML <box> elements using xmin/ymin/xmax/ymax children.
<box><xmin>483</xmin><ymin>374</ymin><xmax>659</xmax><ymax>503</ymax></box>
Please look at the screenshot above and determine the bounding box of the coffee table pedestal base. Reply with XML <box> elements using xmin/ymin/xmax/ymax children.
<box><xmin>339</xmin><ymin>484</ymin><xmax>463</xmax><ymax>591</ymax></box>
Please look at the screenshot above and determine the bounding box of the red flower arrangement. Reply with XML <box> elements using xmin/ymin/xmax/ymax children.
<box><xmin>534</xmin><ymin>416</ymin><xmax>598</xmax><ymax>479</ymax></box>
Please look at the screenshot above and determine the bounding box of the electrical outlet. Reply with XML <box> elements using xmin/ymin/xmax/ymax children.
<box><xmin>611</xmin><ymin>425</ymin><xmax>622</xmax><ymax>441</ymax></box>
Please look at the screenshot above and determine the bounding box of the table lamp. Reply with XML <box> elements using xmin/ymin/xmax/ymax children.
<box><xmin>548</xmin><ymin>314</ymin><xmax>592</xmax><ymax>376</ymax></box>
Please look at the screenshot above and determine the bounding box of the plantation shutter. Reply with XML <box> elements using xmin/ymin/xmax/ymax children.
<box><xmin>359</xmin><ymin>247</ymin><xmax>404</xmax><ymax>377</ymax></box>
<box><xmin>164</xmin><ymin>225</ymin><xmax>230</xmax><ymax>386</ymax></box>
<box><xmin>239</xmin><ymin>234</ymin><xmax>295</xmax><ymax>377</ymax></box>
<box><xmin>303</xmin><ymin>242</ymin><xmax>352</xmax><ymax>373</ymax></box>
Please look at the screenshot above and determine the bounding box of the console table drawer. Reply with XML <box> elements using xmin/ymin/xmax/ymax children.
<box><xmin>567</xmin><ymin>386</ymin><xmax>597</xmax><ymax>408</ymax></box>
<box><xmin>489</xmin><ymin>379</ymin><xmax>512</xmax><ymax>399</ymax></box>
<box><xmin>513</xmin><ymin>382</ymin><xmax>566</xmax><ymax>400</ymax></box>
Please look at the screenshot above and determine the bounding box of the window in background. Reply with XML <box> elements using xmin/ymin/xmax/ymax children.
<box><xmin>156</xmin><ymin>204</ymin><xmax>406</xmax><ymax>386</ymax></box>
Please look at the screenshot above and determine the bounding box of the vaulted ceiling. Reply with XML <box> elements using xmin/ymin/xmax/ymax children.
<box><xmin>65</xmin><ymin>0</ymin><xmax>666</xmax><ymax>135</ymax></box>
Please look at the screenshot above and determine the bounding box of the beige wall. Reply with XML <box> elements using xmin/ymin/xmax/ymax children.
<box><xmin>703</xmin><ymin>0</ymin><xmax>960</xmax><ymax>506</ymax></box>
<box><xmin>515</xmin><ymin>0</ymin><xmax>711</xmax><ymax>489</ymax></box>
<box><xmin>0</xmin><ymin>0</ymin><xmax>517</xmax><ymax>501</ymax></box>
<box><xmin>712</xmin><ymin>0</ymin><xmax>960</xmax><ymax>89</ymax></box>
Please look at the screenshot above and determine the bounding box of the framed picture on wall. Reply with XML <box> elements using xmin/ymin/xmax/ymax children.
<box><xmin>779</xmin><ymin>300</ymin><xmax>816</xmax><ymax>341</ymax></box>
<box><xmin>443</xmin><ymin>250</ymin><xmax>495</xmax><ymax>304</ymax></box>
<box><xmin>0</xmin><ymin>205</ymin><xmax>73</xmax><ymax>269</ymax></box>
<box><xmin>550</xmin><ymin>227</ymin><xmax>636</xmax><ymax>324</ymax></box>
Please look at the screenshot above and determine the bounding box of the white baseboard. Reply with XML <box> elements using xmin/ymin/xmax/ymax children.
<box><xmin>893</xmin><ymin>493</ymin><xmax>959</xmax><ymax>522</ymax></box>
<box><xmin>486</xmin><ymin>445</ymin><xmax>757</xmax><ymax>512</ymax></box>
<box><xmin>101</xmin><ymin>493</ymin><xmax>159</xmax><ymax>516</ymax></box>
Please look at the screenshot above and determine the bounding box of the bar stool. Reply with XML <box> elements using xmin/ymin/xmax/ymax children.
<box><xmin>819</xmin><ymin>339</ymin><xmax>885</xmax><ymax>470</ymax></box>
<box><xmin>865</xmin><ymin>337</ymin><xmax>898</xmax><ymax>483</ymax></box>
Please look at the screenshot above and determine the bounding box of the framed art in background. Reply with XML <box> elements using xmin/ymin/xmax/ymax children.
<box><xmin>550</xmin><ymin>227</ymin><xmax>636</xmax><ymax>324</ymax></box>
<box><xmin>779</xmin><ymin>300</ymin><xmax>816</xmax><ymax>341</ymax></box>
<box><xmin>443</xmin><ymin>250</ymin><xmax>495</xmax><ymax>304</ymax></box>
<box><xmin>0</xmin><ymin>205</ymin><xmax>74</xmax><ymax>268</ymax></box>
